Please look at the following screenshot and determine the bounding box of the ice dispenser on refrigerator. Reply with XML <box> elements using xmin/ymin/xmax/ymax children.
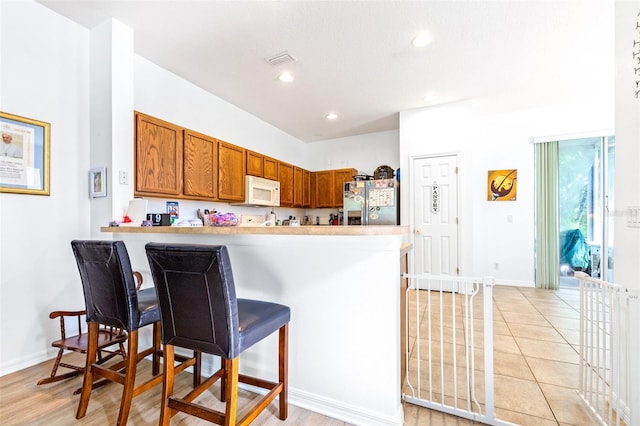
<box><xmin>343</xmin><ymin>178</ymin><xmax>399</xmax><ymax>225</ymax></box>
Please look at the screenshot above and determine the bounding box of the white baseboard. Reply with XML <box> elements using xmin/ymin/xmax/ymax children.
<box><xmin>195</xmin><ymin>355</ymin><xmax>404</xmax><ymax>426</ymax></box>
<box><xmin>494</xmin><ymin>280</ymin><xmax>535</xmax><ymax>287</ymax></box>
<box><xmin>0</xmin><ymin>349</ymin><xmax>50</xmax><ymax>377</ymax></box>
<box><xmin>287</xmin><ymin>387</ymin><xmax>404</xmax><ymax>426</ymax></box>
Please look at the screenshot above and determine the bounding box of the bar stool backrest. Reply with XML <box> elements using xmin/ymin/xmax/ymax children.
<box><xmin>145</xmin><ymin>243</ymin><xmax>240</xmax><ymax>358</ymax></box>
<box><xmin>71</xmin><ymin>240</ymin><xmax>141</xmax><ymax>331</ymax></box>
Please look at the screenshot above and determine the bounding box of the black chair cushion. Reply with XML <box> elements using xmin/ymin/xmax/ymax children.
<box><xmin>137</xmin><ymin>287</ymin><xmax>161</xmax><ymax>327</ymax></box>
<box><xmin>237</xmin><ymin>299</ymin><xmax>290</xmax><ymax>354</ymax></box>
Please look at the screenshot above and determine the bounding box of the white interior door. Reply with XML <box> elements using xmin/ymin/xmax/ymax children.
<box><xmin>412</xmin><ymin>154</ymin><xmax>459</xmax><ymax>276</ymax></box>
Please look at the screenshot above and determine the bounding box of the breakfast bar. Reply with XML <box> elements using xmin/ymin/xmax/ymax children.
<box><xmin>102</xmin><ymin>225</ymin><xmax>409</xmax><ymax>426</ymax></box>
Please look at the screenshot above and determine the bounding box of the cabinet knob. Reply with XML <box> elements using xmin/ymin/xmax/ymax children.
<box><xmin>415</xmin><ymin>228</ymin><xmax>421</xmax><ymax>234</ymax></box>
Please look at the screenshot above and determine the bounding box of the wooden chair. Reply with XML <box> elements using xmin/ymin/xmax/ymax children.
<box><xmin>146</xmin><ymin>243</ymin><xmax>290</xmax><ymax>425</ymax></box>
<box><xmin>71</xmin><ymin>240</ymin><xmax>200</xmax><ymax>425</ymax></box>
<box><xmin>36</xmin><ymin>271</ymin><xmax>144</xmax><ymax>387</ymax></box>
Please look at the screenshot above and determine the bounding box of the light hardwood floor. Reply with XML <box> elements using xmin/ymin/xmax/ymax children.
<box><xmin>0</xmin><ymin>352</ymin><xmax>352</xmax><ymax>425</ymax></box>
<box><xmin>0</xmin><ymin>285</ymin><xmax>597</xmax><ymax>425</ymax></box>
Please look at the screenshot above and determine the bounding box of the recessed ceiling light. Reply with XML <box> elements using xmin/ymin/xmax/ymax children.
<box><xmin>326</xmin><ymin>113</ymin><xmax>338</xmax><ymax>120</ymax></box>
<box><xmin>278</xmin><ymin>71</ymin><xmax>294</xmax><ymax>83</ymax></box>
<box><xmin>412</xmin><ymin>32</ymin><xmax>432</xmax><ymax>48</ymax></box>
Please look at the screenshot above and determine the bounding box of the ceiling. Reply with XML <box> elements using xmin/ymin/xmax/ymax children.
<box><xmin>37</xmin><ymin>1</ymin><xmax>613</xmax><ymax>143</ymax></box>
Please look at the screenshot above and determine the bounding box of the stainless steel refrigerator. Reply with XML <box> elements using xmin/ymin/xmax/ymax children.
<box><xmin>343</xmin><ymin>178</ymin><xmax>399</xmax><ymax>225</ymax></box>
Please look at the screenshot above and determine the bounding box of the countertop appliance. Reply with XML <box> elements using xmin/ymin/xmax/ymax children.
<box><xmin>343</xmin><ymin>178</ymin><xmax>399</xmax><ymax>225</ymax></box>
<box><xmin>232</xmin><ymin>175</ymin><xmax>280</xmax><ymax>207</ymax></box>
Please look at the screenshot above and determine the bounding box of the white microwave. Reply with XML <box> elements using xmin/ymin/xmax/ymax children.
<box><xmin>234</xmin><ymin>175</ymin><xmax>280</xmax><ymax>207</ymax></box>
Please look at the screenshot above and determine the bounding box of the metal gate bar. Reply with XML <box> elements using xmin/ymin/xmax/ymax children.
<box><xmin>402</xmin><ymin>274</ymin><xmax>513</xmax><ymax>426</ymax></box>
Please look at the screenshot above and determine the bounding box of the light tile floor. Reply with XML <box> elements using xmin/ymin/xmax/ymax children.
<box><xmin>403</xmin><ymin>284</ymin><xmax>601</xmax><ymax>426</ymax></box>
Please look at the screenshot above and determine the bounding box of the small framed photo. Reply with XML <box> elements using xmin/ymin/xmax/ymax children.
<box><xmin>89</xmin><ymin>167</ymin><xmax>107</xmax><ymax>198</ymax></box>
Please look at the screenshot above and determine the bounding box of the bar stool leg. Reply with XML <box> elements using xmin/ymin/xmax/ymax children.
<box><xmin>224</xmin><ymin>358</ymin><xmax>239</xmax><ymax>426</ymax></box>
<box><xmin>117</xmin><ymin>330</ymin><xmax>139</xmax><ymax>425</ymax></box>
<box><xmin>159</xmin><ymin>344</ymin><xmax>176</xmax><ymax>426</ymax></box>
<box><xmin>279</xmin><ymin>323</ymin><xmax>289</xmax><ymax>420</ymax></box>
<box><xmin>152</xmin><ymin>322</ymin><xmax>161</xmax><ymax>376</ymax></box>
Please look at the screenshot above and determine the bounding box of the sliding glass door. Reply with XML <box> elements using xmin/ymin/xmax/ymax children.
<box><xmin>558</xmin><ymin>136</ymin><xmax>614</xmax><ymax>286</ymax></box>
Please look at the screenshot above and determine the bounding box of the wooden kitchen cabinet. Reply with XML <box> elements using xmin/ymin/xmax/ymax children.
<box><xmin>183</xmin><ymin>130</ymin><xmax>217</xmax><ymax>199</ymax></box>
<box><xmin>263</xmin><ymin>156</ymin><xmax>279</xmax><ymax>181</ymax></box>
<box><xmin>310</xmin><ymin>172</ymin><xmax>317</xmax><ymax>208</ymax></box>
<box><xmin>217</xmin><ymin>140</ymin><xmax>245</xmax><ymax>202</ymax></box>
<box><xmin>293</xmin><ymin>166</ymin><xmax>303</xmax><ymax>207</ymax></box>
<box><xmin>314</xmin><ymin>170</ymin><xmax>334</xmax><ymax>208</ymax></box>
<box><xmin>333</xmin><ymin>168</ymin><xmax>357</xmax><ymax>207</ymax></box>
<box><xmin>134</xmin><ymin>112</ymin><xmax>183</xmax><ymax>197</ymax></box>
<box><xmin>313</xmin><ymin>168</ymin><xmax>357</xmax><ymax>208</ymax></box>
<box><xmin>134</xmin><ymin>112</ymin><xmax>357</xmax><ymax>207</ymax></box>
<box><xmin>303</xmin><ymin>169</ymin><xmax>311</xmax><ymax>207</ymax></box>
<box><xmin>246</xmin><ymin>150</ymin><xmax>279</xmax><ymax>182</ymax></box>
<box><xmin>246</xmin><ymin>150</ymin><xmax>263</xmax><ymax>177</ymax></box>
<box><xmin>278</xmin><ymin>161</ymin><xmax>294</xmax><ymax>207</ymax></box>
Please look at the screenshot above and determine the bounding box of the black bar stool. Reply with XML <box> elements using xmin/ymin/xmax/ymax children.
<box><xmin>145</xmin><ymin>243</ymin><xmax>290</xmax><ymax>425</ymax></box>
<box><xmin>71</xmin><ymin>240</ymin><xmax>200</xmax><ymax>424</ymax></box>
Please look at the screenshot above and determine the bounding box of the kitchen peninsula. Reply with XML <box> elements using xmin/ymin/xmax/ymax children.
<box><xmin>102</xmin><ymin>225</ymin><xmax>409</xmax><ymax>426</ymax></box>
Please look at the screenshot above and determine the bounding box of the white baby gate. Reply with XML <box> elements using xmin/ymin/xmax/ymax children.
<box><xmin>576</xmin><ymin>272</ymin><xmax>638</xmax><ymax>426</ymax></box>
<box><xmin>402</xmin><ymin>274</ymin><xmax>514</xmax><ymax>426</ymax></box>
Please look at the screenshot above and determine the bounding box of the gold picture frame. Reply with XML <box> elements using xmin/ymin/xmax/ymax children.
<box><xmin>0</xmin><ymin>111</ymin><xmax>50</xmax><ymax>195</ymax></box>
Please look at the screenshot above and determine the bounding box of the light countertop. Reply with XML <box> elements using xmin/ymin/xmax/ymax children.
<box><xmin>101</xmin><ymin>225</ymin><xmax>408</xmax><ymax>236</ymax></box>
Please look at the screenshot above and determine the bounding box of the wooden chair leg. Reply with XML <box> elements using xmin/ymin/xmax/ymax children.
<box><xmin>224</xmin><ymin>358</ymin><xmax>239</xmax><ymax>426</ymax></box>
<box><xmin>220</xmin><ymin>357</ymin><xmax>227</xmax><ymax>402</ymax></box>
<box><xmin>193</xmin><ymin>351</ymin><xmax>202</xmax><ymax>388</ymax></box>
<box><xmin>152</xmin><ymin>321</ymin><xmax>161</xmax><ymax>376</ymax></box>
<box><xmin>279</xmin><ymin>324</ymin><xmax>289</xmax><ymax>420</ymax></box>
<box><xmin>159</xmin><ymin>344</ymin><xmax>176</xmax><ymax>426</ymax></box>
<box><xmin>117</xmin><ymin>329</ymin><xmax>139</xmax><ymax>425</ymax></box>
<box><xmin>36</xmin><ymin>348</ymin><xmax>74</xmax><ymax>385</ymax></box>
<box><xmin>76</xmin><ymin>322</ymin><xmax>99</xmax><ymax>419</ymax></box>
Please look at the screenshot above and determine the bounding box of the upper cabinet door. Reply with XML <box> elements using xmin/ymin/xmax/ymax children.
<box><xmin>135</xmin><ymin>112</ymin><xmax>183</xmax><ymax>196</ymax></box>
<box><xmin>263</xmin><ymin>156</ymin><xmax>279</xmax><ymax>181</ymax></box>
<box><xmin>333</xmin><ymin>168</ymin><xmax>357</xmax><ymax>207</ymax></box>
<box><xmin>217</xmin><ymin>140</ymin><xmax>246</xmax><ymax>202</ymax></box>
<box><xmin>314</xmin><ymin>170</ymin><xmax>334</xmax><ymax>208</ymax></box>
<box><xmin>183</xmin><ymin>130</ymin><xmax>217</xmax><ymax>199</ymax></box>
<box><xmin>302</xmin><ymin>169</ymin><xmax>311</xmax><ymax>207</ymax></box>
<box><xmin>246</xmin><ymin>150</ymin><xmax>263</xmax><ymax>177</ymax></box>
<box><xmin>293</xmin><ymin>166</ymin><xmax>303</xmax><ymax>207</ymax></box>
<box><xmin>278</xmin><ymin>162</ymin><xmax>294</xmax><ymax>207</ymax></box>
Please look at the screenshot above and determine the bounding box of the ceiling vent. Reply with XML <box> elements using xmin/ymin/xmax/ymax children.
<box><xmin>265</xmin><ymin>51</ymin><xmax>297</xmax><ymax>66</ymax></box>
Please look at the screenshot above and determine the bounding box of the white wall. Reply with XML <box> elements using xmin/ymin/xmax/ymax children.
<box><xmin>134</xmin><ymin>56</ymin><xmax>308</xmax><ymax>169</ymax></box>
<box><xmin>306</xmin><ymin>129</ymin><xmax>400</xmax><ymax>176</ymax></box>
<box><xmin>614</xmin><ymin>0</ymin><xmax>640</xmax><ymax>290</ymax></box>
<box><xmin>399</xmin><ymin>101</ymin><xmax>613</xmax><ymax>283</ymax></box>
<box><xmin>0</xmin><ymin>1</ymin><xmax>91</xmax><ymax>373</ymax></box>
<box><xmin>614</xmin><ymin>2</ymin><xmax>640</xmax><ymax>423</ymax></box>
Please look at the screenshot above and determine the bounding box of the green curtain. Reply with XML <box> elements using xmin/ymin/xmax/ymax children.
<box><xmin>534</xmin><ymin>142</ymin><xmax>559</xmax><ymax>290</ymax></box>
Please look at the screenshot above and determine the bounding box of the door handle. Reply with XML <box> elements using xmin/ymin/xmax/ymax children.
<box><xmin>415</xmin><ymin>228</ymin><xmax>421</xmax><ymax>234</ymax></box>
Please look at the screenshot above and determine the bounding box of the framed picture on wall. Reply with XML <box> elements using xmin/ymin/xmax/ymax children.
<box><xmin>0</xmin><ymin>111</ymin><xmax>50</xmax><ymax>196</ymax></box>
<box><xmin>89</xmin><ymin>167</ymin><xmax>107</xmax><ymax>198</ymax></box>
<box><xmin>488</xmin><ymin>169</ymin><xmax>517</xmax><ymax>201</ymax></box>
